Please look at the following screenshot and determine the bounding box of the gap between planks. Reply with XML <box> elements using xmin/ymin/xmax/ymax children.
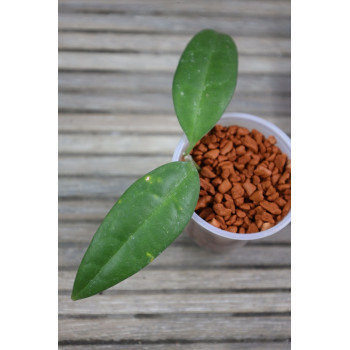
<box><xmin>58</xmin><ymin>0</ymin><xmax>290</xmax><ymax>18</ymax></box>
<box><xmin>58</xmin><ymin>33</ymin><xmax>290</xmax><ymax>56</ymax></box>
<box><xmin>58</xmin><ymin>114</ymin><xmax>291</xmax><ymax>135</ymax></box>
<box><xmin>57</xmin><ymin>342</ymin><xmax>291</xmax><ymax>350</ymax></box>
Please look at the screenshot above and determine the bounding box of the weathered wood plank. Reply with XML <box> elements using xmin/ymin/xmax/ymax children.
<box><xmin>58</xmin><ymin>14</ymin><xmax>290</xmax><ymax>37</ymax></box>
<box><xmin>58</xmin><ymin>72</ymin><xmax>291</xmax><ymax>94</ymax></box>
<box><xmin>58</xmin><ymin>52</ymin><xmax>290</xmax><ymax>74</ymax></box>
<box><xmin>58</xmin><ymin>199</ymin><xmax>116</xmax><ymax>220</ymax></box>
<box><xmin>59</xmin><ymin>243</ymin><xmax>291</xmax><ymax>268</ymax></box>
<box><xmin>58</xmin><ymin>0</ymin><xmax>290</xmax><ymax>18</ymax></box>
<box><xmin>59</xmin><ymin>292</ymin><xmax>290</xmax><ymax>315</ymax></box>
<box><xmin>58</xmin><ymin>316</ymin><xmax>291</xmax><ymax>341</ymax></box>
<box><xmin>58</xmin><ymin>222</ymin><xmax>291</xmax><ymax>244</ymax></box>
<box><xmin>58</xmin><ymin>134</ymin><xmax>179</xmax><ymax>154</ymax></box>
<box><xmin>59</xmin><ymin>33</ymin><xmax>290</xmax><ymax>56</ymax></box>
<box><xmin>58</xmin><ymin>110</ymin><xmax>290</xmax><ymax>152</ymax></box>
<box><xmin>58</xmin><ymin>114</ymin><xmax>183</xmax><ymax>133</ymax></box>
<box><xmin>59</xmin><ymin>268</ymin><xmax>290</xmax><ymax>291</ymax></box>
<box><xmin>58</xmin><ymin>156</ymin><xmax>171</xmax><ymax>176</ymax></box>
<box><xmin>58</xmin><ymin>2</ymin><xmax>291</xmax><ymax>346</ymax></box>
<box><xmin>58</xmin><ymin>92</ymin><xmax>290</xmax><ymax>116</ymax></box>
<box><xmin>59</xmin><ymin>176</ymin><xmax>137</xmax><ymax>198</ymax></box>
<box><xmin>58</xmin><ymin>114</ymin><xmax>291</xmax><ymax>135</ymax></box>
<box><xmin>58</xmin><ymin>343</ymin><xmax>291</xmax><ymax>350</ymax></box>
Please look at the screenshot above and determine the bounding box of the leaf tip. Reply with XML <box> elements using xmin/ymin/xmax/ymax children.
<box><xmin>71</xmin><ymin>289</ymin><xmax>80</xmax><ymax>301</ymax></box>
<box><xmin>71</xmin><ymin>282</ymin><xmax>84</xmax><ymax>301</ymax></box>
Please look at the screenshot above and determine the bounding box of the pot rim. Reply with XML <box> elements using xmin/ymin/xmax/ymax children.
<box><xmin>172</xmin><ymin>112</ymin><xmax>291</xmax><ymax>241</ymax></box>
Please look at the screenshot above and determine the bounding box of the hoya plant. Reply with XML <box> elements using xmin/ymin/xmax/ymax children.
<box><xmin>71</xmin><ymin>29</ymin><xmax>238</xmax><ymax>300</ymax></box>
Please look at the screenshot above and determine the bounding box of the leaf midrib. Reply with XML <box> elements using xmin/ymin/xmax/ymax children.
<box><xmin>188</xmin><ymin>31</ymin><xmax>218</xmax><ymax>147</ymax></box>
<box><xmin>76</xmin><ymin>166</ymin><xmax>195</xmax><ymax>298</ymax></box>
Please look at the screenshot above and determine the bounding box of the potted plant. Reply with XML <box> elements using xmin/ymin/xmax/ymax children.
<box><xmin>71</xmin><ymin>29</ymin><xmax>291</xmax><ymax>301</ymax></box>
<box><xmin>172</xmin><ymin>112</ymin><xmax>291</xmax><ymax>253</ymax></box>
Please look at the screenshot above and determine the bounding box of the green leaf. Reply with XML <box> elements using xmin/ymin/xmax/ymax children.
<box><xmin>172</xmin><ymin>29</ymin><xmax>238</xmax><ymax>153</ymax></box>
<box><xmin>71</xmin><ymin>161</ymin><xmax>200</xmax><ymax>300</ymax></box>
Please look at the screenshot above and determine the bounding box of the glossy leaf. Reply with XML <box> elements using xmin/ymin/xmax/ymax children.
<box><xmin>172</xmin><ymin>29</ymin><xmax>238</xmax><ymax>153</ymax></box>
<box><xmin>71</xmin><ymin>161</ymin><xmax>200</xmax><ymax>300</ymax></box>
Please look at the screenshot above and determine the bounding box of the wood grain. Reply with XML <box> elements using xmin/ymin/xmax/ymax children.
<box><xmin>58</xmin><ymin>316</ymin><xmax>291</xmax><ymax>341</ymax></box>
<box><xmin>59</xmin><ymin>268</ymin><xmax>290</xmax><ymax>291</ymax></box>
<box><xmin>58</xmin><ymin>91</ymin><xmax>290</xmax><ymax>116</ymax></box>
<box><xmin>58</xmin><ymin>114</ymin><xmax>183</xmax><ymax>133</ymax></box>
<box><xmin>59</xmin><ymin>244</ymin><xmax>291</xmax><ymax>268</ymax></box>
<box><xmin>58</xmin><ymin>13</ymin><xmax>290</xmax><ymax>37</ymax></box>
<box><xmin>58</xmin><ymin>0</ymin><xmax>290</xmax><ymax>18</ymax></box>
<box><xmin>58</xmin><ymin>1</ymin><xmax>291</xmax><ymax>346</ymax></box>
<box><xmin>58</xmin><ymin>343</ymin><xmax>291</xmax><ymax>350</ymax></box>
<box><xmin>59</xmin><ymin>292</ymin><xmax>290</xmax><ymax>315</ymax></box>
<box><xmin>58</xmin><ymin>72</ymin><xmax>291</xmax><ymax>94</ymax></box>
<box><xmin>59</xmin><ymin>134</ymin><xmax>179</xmax><ymax>154</ymax></box>
<box><xmin>59</xmin><ymin>156</ymin><xmax>170</xmax><ymax>176</ymax></box>
<box><xmin>59</xmin><ymin>33</ymin><xmax>290</xmax><ymax>55</ymax></box>
<box><xmin>58</xmin><ymin>114</ymin><xmax>291</xmax><ymax>135</ymax></box>
<box><xmin>58</xmin><ymin>176</ymin><xmax>137</xmax><ymax>198</ymax></box>
<box><xmin>58</xmin><ymin>113</ymin><xmax>291</xmax><ymax>135</ymax></box>
<box><xmin>59</xmin><ymin>52</ymin><xmax>290</xmax><ymax>74</ymax></box>
<box><xmin>58</xmin><ymin>199</ymin><xmax>116</xmax><ymax>220</ymax></box>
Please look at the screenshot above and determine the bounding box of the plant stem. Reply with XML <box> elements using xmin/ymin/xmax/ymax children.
<box><xmin>183</xmin><ymin>154</ymin><xmax>201</xmax><ymax>172</ymax></box>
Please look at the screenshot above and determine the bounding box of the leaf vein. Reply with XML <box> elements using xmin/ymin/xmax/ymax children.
<box><xmin>77</xmin><ymin>166</ymin><xmax>196</xmax><ymax>297</ymax></box>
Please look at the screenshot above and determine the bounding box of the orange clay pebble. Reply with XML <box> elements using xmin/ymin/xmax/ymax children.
<box><xmin>243</xmin><ymin>135</ymin><xmax>258</xmax><ymax>153</ymax></box>
<box><xmin>247</xmin><ymin>223</ymin><xmax>259</xmax><ymax>233</ymax></box>
<box><xmin>249</xmin><ymin>190</ymin><xmax>264</xmax><ymax>203</ymax></box>
<box><xmin>204</xmin><ymin>149</ymin><xmax>220</xmax><ymax>159</ymax></box>
<box><xmin>201</xmin><ymin>166</ymin><xmax>216</xmax><ymax>178</ymax></box>
<box><xmin>254</xmin><ymin>166</ymin><xmax>272</xmax><ymax>178</ymax></box>
<box><xmin>260</xmin><ymin>200</ymin><xmax>282</xmax><ymax>215</ymax></box>
<box><xmin>213</xmin><ymin>203</ymin><xmax>231</xmax><ymax>217</ymax></box>
<box><xmin>236</xmin><ymin>209</ymin><xmax>246</xmax><ymax>218</ymax></box>
<box><xmin>190</xmin><ymin>124</ymin><xmax>291</xmax><ymax>233</ymax></box>
<box><xmin>220</xmin><ymin>140</ymin><xmax>233</xmax><ymax>155</ymax></box>
<box><xmin>243</xmin><ymin>182</ymin><xmax>256</xmax><ymax>196</ymax></box>
<box><xmin>218</xmin><ymin>179</ymin><xmax>232</xmax><ymax>194</ymax></box>
<box><xmin>209</xmin><ymin>218</ymin><xmax>221</xmax><ymax>228</ymax></box>
<box><xmin>214</xmin><ymin>193</ymin><xmax>223</xmax><ymax>203</ymax></box>
<box><xmin>200</xmin><ymin>178</ymin><xmax>215</xmax><ymax>195</ymax></box>
<box><xmin>231</xmin><ymin>183</ymin><xmax>245</xmax><ymax>199</ymax></box>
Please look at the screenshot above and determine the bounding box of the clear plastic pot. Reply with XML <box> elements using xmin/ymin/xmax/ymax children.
<box><xmin>172</xmin><ymin>112</ymin><xmax>291</xmax><ymax>253</ymax></box>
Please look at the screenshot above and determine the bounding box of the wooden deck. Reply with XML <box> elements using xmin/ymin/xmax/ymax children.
<box><xmin>58</xmin><ymin>1</ymin><xmax>291</xmax><ymax>348</ymax></box>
